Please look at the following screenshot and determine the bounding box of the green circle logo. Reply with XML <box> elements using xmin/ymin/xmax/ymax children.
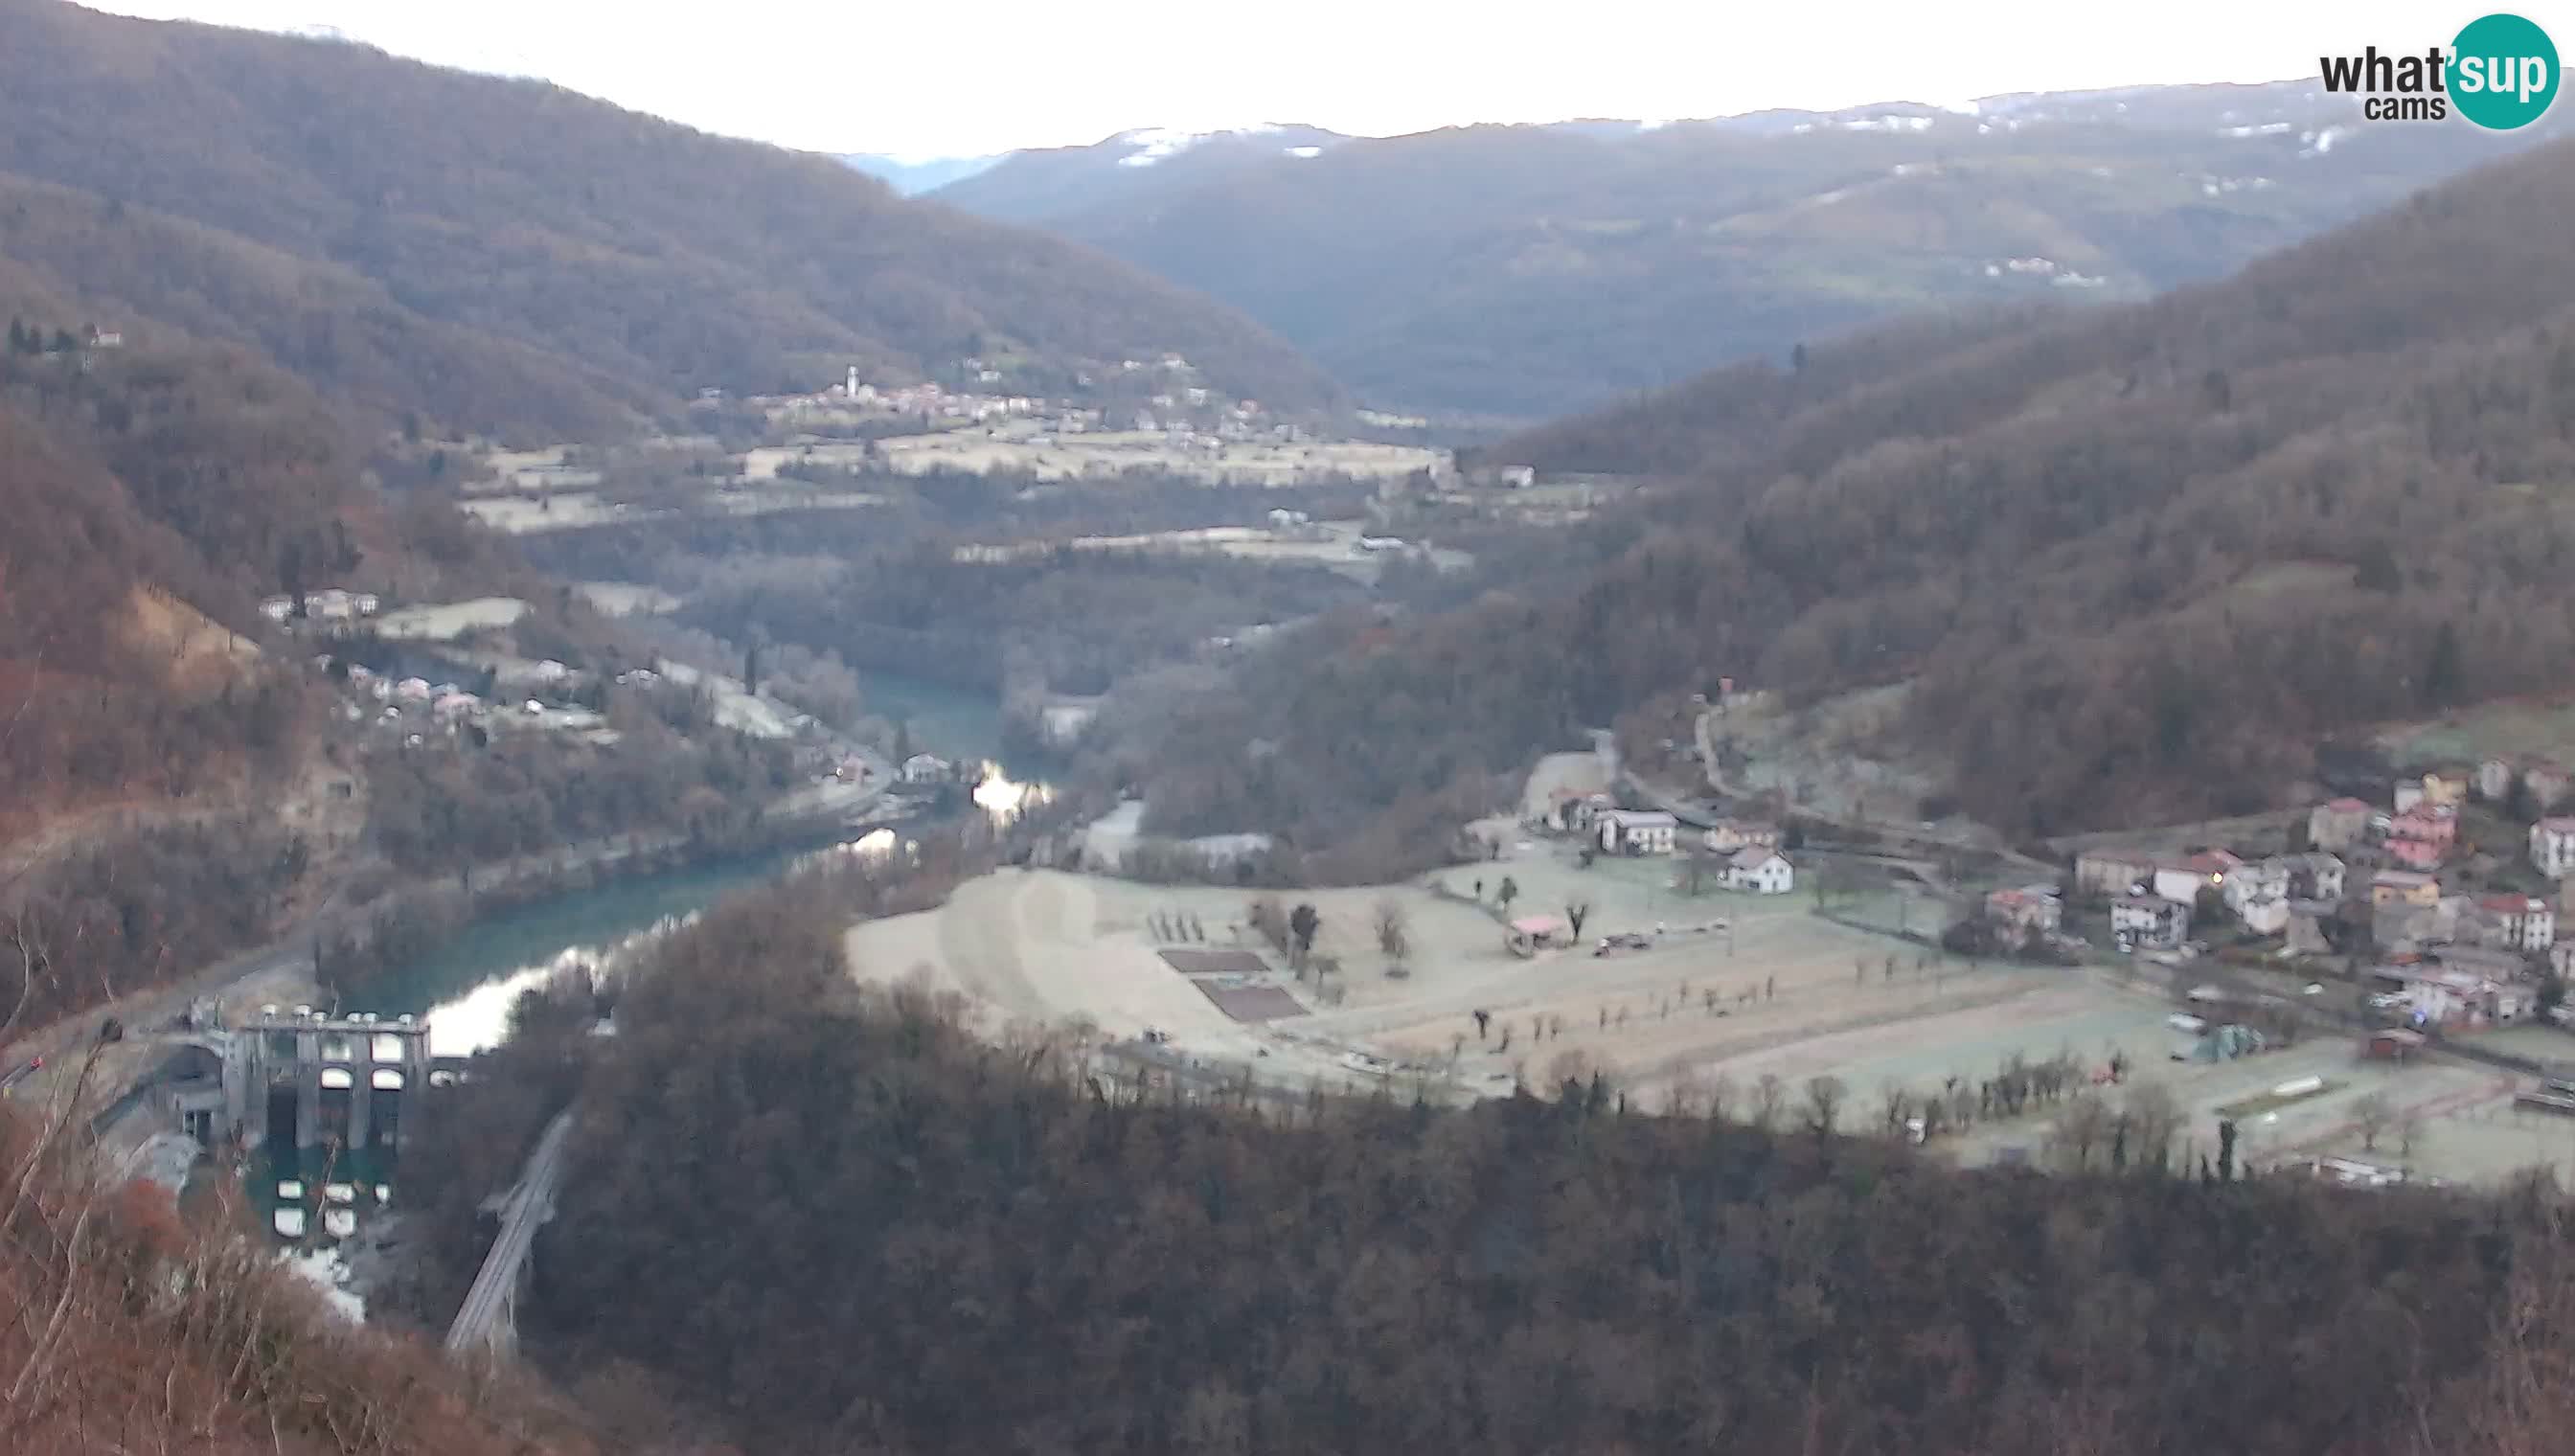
<box><xmin>2452</xmin><ymin>12</ymin><xmax>2559</xmax><ymax>129</ymax></box>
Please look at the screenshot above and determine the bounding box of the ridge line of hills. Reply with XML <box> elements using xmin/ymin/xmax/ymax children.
<box><xmin>913</xmin><ymin>80</ymin><xmax>2557</xmax><ymax>418</ymax></box>
<box><xmin>1125</xmin><ymin>132</ymin><xmax>2575</xmax><ymax>872</ymax></box>
<box><xmin>0</xmin><ymin>0</ymin><xmax>1339</xmax><ymax>442</ymax></box>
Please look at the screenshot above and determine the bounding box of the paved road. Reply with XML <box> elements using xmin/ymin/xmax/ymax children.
<box><xmin>1664</xmin><ymin>709</ymin><xmax>2054</xmax><ymax>875</ymax></box>
<box><xmin>0</xmin><ymin>928</ymin><xmax>322</xmax><ymax>1117</ymax></box>
<box><xmin>444</xmin><ymin>1107</ymin><xmax>577</xmax><ymax>1355</ymax></box>
<box><xmin>0</xmin><ymin>1055</ymin><xmax>41</xmax><ymax>1096</ymax></box>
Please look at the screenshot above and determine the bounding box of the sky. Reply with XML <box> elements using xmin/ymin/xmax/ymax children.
<box><xmin>89</xmin><ymin>1</ymin><xmax>2545</xmax><ymax>159</ymax></box>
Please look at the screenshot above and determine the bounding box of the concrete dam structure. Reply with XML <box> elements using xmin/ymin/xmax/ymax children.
<box><xmin>223</xmin><ymin>1008</ymin><xmax>436</xmax><ymax>1152</ymax></box>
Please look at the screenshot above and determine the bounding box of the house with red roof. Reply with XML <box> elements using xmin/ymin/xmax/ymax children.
<box><xmin>2477</xmin><ymin>894</ymin><xmax>2557</xmax><ymax>952</ymax></box>
<box><xmin>1984</xmin><ymin>887</ymin><xmax>2062</xmax><ymax>943</ymax></box>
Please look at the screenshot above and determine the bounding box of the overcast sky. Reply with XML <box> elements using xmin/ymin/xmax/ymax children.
<box><xmin>91</xmin><ymin>1</ymin><xmax>2523</xmax><ymax>159</ymax></box>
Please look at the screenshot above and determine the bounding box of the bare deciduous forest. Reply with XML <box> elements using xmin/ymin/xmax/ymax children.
<box><xmin>0</xmin><ymin>1081</ymin><xmax>600</xmax><ymax>1454</ymax></box>
<box><xmin>1130</xmin><ymin>137</ymin><xmax>2575</xmax><ymax>863</ymax></box>
<box><xmin>0</xmin><ymin>0</ymin><xmax>1338</xmax><ymax>438</ymax></box>
<box><xmin>380</xmin><ymin>870</ymin><xmax>2575</xmax><ymax>1456</ymax></box>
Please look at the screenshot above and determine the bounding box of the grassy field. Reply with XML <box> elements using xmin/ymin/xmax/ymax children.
<box><xmin>842</xmin><ymin>810</ymin><xmax>2575</xmax><ymax>1187</ymax></box>
<box><xmin>2380</xmin><ymin>695</ymin><xmax>2575</xmax><ymax>768</ymax></box>
<box><xmin>373</xmin><ymin>597</ymin><xmax>529</xmax><ymax>642</ymax></box>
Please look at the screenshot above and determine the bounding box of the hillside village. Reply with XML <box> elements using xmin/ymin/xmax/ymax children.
<box><xmin>1561</xmin><ymin>707</ymin><xmax>2575</xmax><ymax>1062</ymax></box>
<box><xmin>2050</xmin><ymin>758</ymin><xmax>2575</xmax><ymax>1035</ymax></box>
<box><xmin>439</xmin><ymin>358</ymin><xmax>1450</xmax><ymax>538</ymax></box>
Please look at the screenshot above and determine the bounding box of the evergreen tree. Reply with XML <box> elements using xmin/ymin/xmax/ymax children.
<box><xmin>2425</xmin><ymin>621</ymin><xmax>2464</xmax><ymax>709</ymax></box>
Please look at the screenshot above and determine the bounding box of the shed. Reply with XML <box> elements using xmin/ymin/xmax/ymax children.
<box><xmin>1505</xmin><ymin>916</ymin><xmax>1565</xmax><ymax>958</ymax></box>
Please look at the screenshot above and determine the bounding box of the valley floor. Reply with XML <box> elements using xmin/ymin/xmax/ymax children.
<box><xmin>845</xmin><ymin>835</ymin><xmax>2575</xmax><ymax>1186</ymax></box>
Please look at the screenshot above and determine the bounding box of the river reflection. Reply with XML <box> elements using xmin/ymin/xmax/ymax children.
<box><xmin>282</xmin><ymin>678</ymin><xmax>1059</xmax><ymax>1253</ymax></box>
<box><xmin>422</xmin><ymin>916</ymin><xmax>692</xmax><ymax>1057</ymax></box>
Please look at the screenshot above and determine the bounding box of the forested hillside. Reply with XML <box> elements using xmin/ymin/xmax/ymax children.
<box><xmin>1128</xmin><ymin>134</ymin><xmax>2575</xmax><ymax>857</ymax></box>
<box><xmin>0</xmin><ymin>322</ymin><xmax>360</xmax><ymax>832</ymax></box>
<box><xmin>1</xmin><ymin>1100</ymin><xmax>595</xmax><ymax>1453</ymax></box>
<box><xmin>0</xmin><ymin>0</ymin><xmax>1336</xmax><ymax>439</ymax></box>
<box><xmin>0</xmin><ymin>299</ymin><xmax>577</xmax><ymax>1032</ymax></box>
<box><xmin>403</xmin><ymin>873</ymin><xmax>2575</xmax><ymax>1456</ymax></box>
<box><xmin>962</xmin><ymin>83</ymin><xmax>2551</xmax><ymax>417</ymax></box>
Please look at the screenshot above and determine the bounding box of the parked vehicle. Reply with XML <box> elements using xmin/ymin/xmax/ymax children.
<box><xmin>0</xmin><ymin>1055</ymin><xmax>42</xmax><ymax>1095</ymax></box>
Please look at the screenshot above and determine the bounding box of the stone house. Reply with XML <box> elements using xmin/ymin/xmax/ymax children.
<box><xmin>2308</xmin><ymin>798</ymin><xmax>2373</xmax><ymax>852</ymax></box>
<box><xmin>2074</xmin><ymin>850</ymin><xmax>2156</xmax><ymax>899</ymax></box>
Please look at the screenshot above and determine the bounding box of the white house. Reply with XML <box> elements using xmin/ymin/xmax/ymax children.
<box><xmin>303</xmin><ymin>588</ymin><xmax>360</xmax><ymax>622</ymax></box>
<box><xmin>900</xmin><ymin>753</ymin><xmax>951</xmax><ymax>784</ymax></box>
<box><xmin>2533</xmin><ymin>818</ymin><xmax>2575</xmax><ymax>879</ymax></box>
<box><xmin>2151</xmin><ymin>860</ymin><xmax>2227</xmax><ymax>908</ymax></box>
<box><xmin>2478</xmin><ymin>894</ymin><xmax>2557</xmax><ymax>952</ymax></box>
<box><xmin>2238</xmin><ymin>895</ymin><xmax>2291</xmax><ymax>937</ymax></box>
<box><xmin>1597</xmin><ymin>809</ymin><xmax>1678</xmax><ymax>856</ymax></box>
<box><xmin>2393</xmin><ymin>968</ymin><xmax>2527</xmax><ymax>1029</ymax></box>
<box><xmin>2284</xmin><ymin>853</ymin><xmax>2346</xmax><ymax>902</ymax></box>
<box><xmin>1724</xmin><ymin>848</ymin><xmax>1795</xmax><ymax>895</ymax></box>
<box><xmin>2110</xmin><ymin>895</ymin><xmax>2190</xmax><ymax>952</ymax></box>
<box><xmin>259</xmin><ymin>595</ymin><xmax>296</xmax><ymax>624</ymax></box>
<box><xmin>2224</xmin><ymin>858</ymin><xmax>2292</xmax><ymax>915</ymax></box>
<box><xmin>2479</xmin><ymin>757</ymin><xmax>2518</xmax><ymax>802</ymax></box>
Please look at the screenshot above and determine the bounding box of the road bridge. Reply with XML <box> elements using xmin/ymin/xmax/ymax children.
<box><xmin>444</xmin><ymin>1108</ymin><xmax>577</xmax><ymax>1358</ymax></box>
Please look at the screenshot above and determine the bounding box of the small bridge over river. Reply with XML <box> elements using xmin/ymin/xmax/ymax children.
<box><xmin>444</xmin><ymin>1108</ymin><xmax>577</xmax><ymax>1358</ymax></box>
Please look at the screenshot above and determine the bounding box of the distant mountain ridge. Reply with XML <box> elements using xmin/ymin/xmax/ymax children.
<box><xmin>1127</xmin><ymin>134</ymin><xmax>2575</xmax><ymax>865</ymax></box>
<box><xmin>927</xmin><ymin>123</ymin><xmax>1353</xmax><ymax>223</ymax></box>
<box><xmin>925</xmin><ymin>82</ymin><xmax>2554</xmax><ymax>417</ymax></box>
<box><xmin>0</xmin><ymin>0</ymin><xmax>1340</xmax><ymax>440</ymax></box>
<box><xmin>838</xmin><ymin>151</ymin><xmax>1010</xmax><ymax>194</ymax></box>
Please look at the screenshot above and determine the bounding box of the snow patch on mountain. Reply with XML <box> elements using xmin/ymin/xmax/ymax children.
<box><xmin>1114</xmin><ymin>125</ymin><xmax>1283</xmax><ymax>168</ymax></box>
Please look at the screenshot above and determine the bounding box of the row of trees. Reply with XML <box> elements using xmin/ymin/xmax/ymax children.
<box><xmin>2</xmin><ymin>318</ymin><xmax>81</xmax><ymax>354</ymax></box>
